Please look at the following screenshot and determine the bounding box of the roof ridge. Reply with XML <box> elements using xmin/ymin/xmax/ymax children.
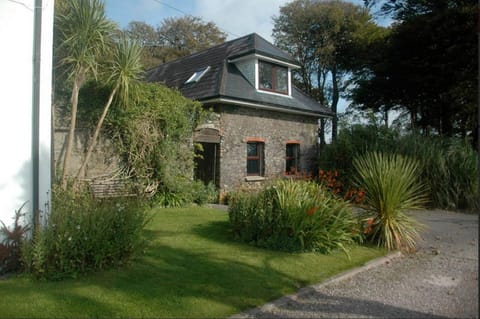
<box><xmin>146</xmin><ymin>33</ymin><xmax>258</xmax><ymax>72</ymax></box>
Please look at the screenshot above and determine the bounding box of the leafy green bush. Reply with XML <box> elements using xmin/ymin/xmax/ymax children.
<box><xmin>154</xmin><ymin>181</ymin><xmax>218</xmax><ymax>207</ymax></box>
<box><xmin>228</xmin><ymin>179</ymin><xmax>361</xmax><ymax>255</ymax></box>
<box><xmin>353</xmin><ymin>152</ymin><xmax>427</xmax><ymax>252</ymax></box>
<box><xmin>108</xmin><ymin>83</ymin><xmax>207</xmax><ymax>199</ymax></box>
<box><xmin>23</xmin><ymin>189</ymin><xmax>149</xmax><ymax>280</ymax></box>
<box><xmin>191</xmin><ymin>181</ymin><xmax>218</xmax><ymax>205</ymax></box>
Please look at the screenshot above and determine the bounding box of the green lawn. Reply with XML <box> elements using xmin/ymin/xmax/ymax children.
<box><xmin>0</xmin><ymin>206</ymin><xmax>385</xmax><ymax>318</ymax></box>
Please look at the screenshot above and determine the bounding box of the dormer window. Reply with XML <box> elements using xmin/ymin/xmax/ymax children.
<box><xmin>258</xmin><ymin>61</ymin><xmax>288</xmax><ymax>95</ymax></box>
<box><xmin>185</xmin><ymin>66</ymin><xmax>210</xmax><ymax>84</ymax></box>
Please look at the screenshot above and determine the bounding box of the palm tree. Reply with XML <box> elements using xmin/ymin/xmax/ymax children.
<box><xmin>74</xmin><ymin>37</ymin><xmax>143</xmax><ymax>184</ymax></box>
<box><xmin>56</xmin><ymin>0</ymin><xmax>116</xmax><ymax>189</ymax></box>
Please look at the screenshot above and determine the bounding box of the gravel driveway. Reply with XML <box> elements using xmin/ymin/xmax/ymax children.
<box><xmin>232</xmin><ymin>210</ymin><xmax>478</xmax><ymax>319</ymax></box>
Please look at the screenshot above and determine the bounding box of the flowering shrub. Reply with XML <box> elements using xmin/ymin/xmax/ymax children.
<box><xmin>228</xmin><ymin>179</ymin><xmax>361</xmax><ymax>255</ymax></box>
<box><xmin>318</xmin><ymin>170</ymin><xmax>365</xmax><ymax>204</ymax></box>
<box><xmin>22</xmin><ymin>189</ymin><xmax>149</xmax><ymax>280</ymax></box>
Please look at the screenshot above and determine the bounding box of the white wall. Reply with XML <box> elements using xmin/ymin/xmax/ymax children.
<box><xmin>0</xmin><ymin>0</ymin><xmax>53</xmax><ymax>228</ymax></box>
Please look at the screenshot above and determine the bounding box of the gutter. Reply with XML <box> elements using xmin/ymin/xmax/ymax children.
<box><xmin>202</xmin><ymin>97</ymin><xmax>333</xmax><ymax>118</ymax></box>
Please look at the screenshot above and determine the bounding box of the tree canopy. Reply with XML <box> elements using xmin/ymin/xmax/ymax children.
<box><xmin>351</xmin><ymin>0</ymin><xmax>477</xmax><ymax>139</ymax></box>
<box><xmin>272</xmin><ymin>0</ymin><xmax>384</xmax><ymax>141</ymax></box>
<box><xmin>124</xmin><ymin>16</ymin><xmax>227</xmax><ymax>68</ymax></box>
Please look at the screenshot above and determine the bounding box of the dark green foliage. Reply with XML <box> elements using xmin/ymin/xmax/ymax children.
<box><xmin>22</xmin><ymin>189</ymin><xmax>149</xmax><ymax>280</ymax></box>
<box><xmin>67</xmin><ymin>79</ymin><xmax>214</xmax><ymax>207</ymax></box>
<box><xmin>228</xmin><ymin>180</ymin><xmax>361</xmax><ymax>255</ymax></box>
<box><xmin>0</xmin><ymin>203</ymin><xmax>30</xmax><ymax>275</ymax></box>
<box><xmin>395</xmin><ymin>135</ymin><xmax>478</xmax><ymax>210</ymax></box>
<box><xmin>319</xmin><ymin>124</ymin><xmax>399</xmax><ymax>181</ymax></box>
<box><xmin>76</xmin><ymin>80</ymin><xmax>111</xmax><ymax>127</ymax></box>
<box><xmin>320</xmin><ymin>125</ymin><xmax>479</xmax><ymax>210</ymax></box>
<box><xmin>352</xmin><ymin>1</ymin><xmax>477</xmax><ymax>139</ymax></box>
<box><xmin>106</xmin><ymin>82</ymin><xmax>207</xmax><ymax>202</ymax></box>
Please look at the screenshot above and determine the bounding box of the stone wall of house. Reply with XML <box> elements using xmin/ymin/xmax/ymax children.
<box><xmin>217</xmin><ymin>104</ymin><xmax>319</xmax><ymax>194</ymax></box>
<box><xmin>53</xmin><ymin>103</ymin><xmax>320</xmax><ymax>198</ymax></box>
<box><xmin>53</xmin><ymin>104</ymin><xmax>123</xmax><ymax>181</ymax></box>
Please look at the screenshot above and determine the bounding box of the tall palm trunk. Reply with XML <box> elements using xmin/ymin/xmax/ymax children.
<box><xmin>61</xmin><ymin>68</ymin><xmax>86</xmax><ymax>190</ymax></box>
<box><xmin>74</xmin><ymin>85</ymin><xmax>118</xmax><ymax>185</ymax></box>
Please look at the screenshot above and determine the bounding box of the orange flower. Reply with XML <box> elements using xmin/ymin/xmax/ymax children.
<box><xmin>364</xmin><ymin>226</ymin><xmax>373</xmax><ymax>234</ymax></box>
<box><xmin>306</xmin><ymin>207</ymin><xmax>316</xmax><ymax>216</ymax></box>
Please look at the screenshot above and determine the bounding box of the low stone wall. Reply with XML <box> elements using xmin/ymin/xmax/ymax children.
<box><xmin>53</xmin><ymin>127</ymin><xmax>122</xmax><ymax>180</ymax></box>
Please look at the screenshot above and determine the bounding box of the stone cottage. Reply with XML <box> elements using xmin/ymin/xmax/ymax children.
<box><xmin>146</xmin><ymin>33</ymin><xmax>332</xmax><ymax>196</ymax></box>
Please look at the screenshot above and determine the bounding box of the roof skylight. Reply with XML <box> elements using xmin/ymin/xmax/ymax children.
<box><xmin>185</xmin><ymin>66</ymin><xmax>210</xmax><ymax>84</ymax></box>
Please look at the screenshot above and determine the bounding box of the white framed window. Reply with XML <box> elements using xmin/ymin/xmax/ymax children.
<box><xmin>258</xmin><ymin>61</ymin><xmax>288</xmax><ymax>95</ymax></box>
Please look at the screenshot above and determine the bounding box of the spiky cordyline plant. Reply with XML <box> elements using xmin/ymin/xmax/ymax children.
<box><xmin>353</xmin><ymin>152</ymin><xmax>427</xmax><ymax>252</ymax></box>
<box><xmin>56</xmin><ymin>0</ymin><xmax>116</xmax><ymax>189</ymax></box>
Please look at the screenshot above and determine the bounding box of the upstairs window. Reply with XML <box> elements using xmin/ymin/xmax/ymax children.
<box><xmin>247</xmin><ymin>141</ymin><xmax>265</xmax><ymax>176</ymax></box>
<box><xmin>285</xmin><ymin>142</ymin><xmax>300</xmax><ymax>175</ymax></box>
<box><xmin>258</xmin><ymin>61</ymin><xmax>288</xmax><ymax>94</ymax></box>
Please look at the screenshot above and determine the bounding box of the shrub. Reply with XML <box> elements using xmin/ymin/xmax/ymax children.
<box><xmin>353</xmin><ymin>152</ymin><xmax>427</xmax><ymax>252</ymax></box>
<box><xmin>109</xmin><ymin>83</ymin><xmax>207</xmax><ymax>199</ymax></box>
<box><xmin>318</xmin><ymin>169</ymin><xmax>365</xmax><ymax>204</ymax></box>
<box><xmin>154</xmin><ymin>180</ymin><xmax>218</xmax><ymax>207</ymax></box>
<box><xmin>228</xmin><ymin>179</ymin><xmax>361</xmax><ymax>255</ymax></box>
<box><xmin>23</xmin><ymin>189</ymin><xmax>149</xmax><ymax>280</ymax></box>
<box><xmin>0</xmin><ymin>203</ymin><xmax>30</xmax><ymax>275</ymax></box>
<box><xmin>191</xmin><ymin>181</ymin><xmax>218</xmax><ymax>205</ymax></box>
<box><xmin>319</xmin><ymin>124</ymin><xmax>398</xmax><ymax>179</ymax></box>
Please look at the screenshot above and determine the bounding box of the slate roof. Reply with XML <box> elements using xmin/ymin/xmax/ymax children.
<box><xmin>145</xmin><ymin>33</ymin><xmax>333</xmax><ymax>117</ymax></box>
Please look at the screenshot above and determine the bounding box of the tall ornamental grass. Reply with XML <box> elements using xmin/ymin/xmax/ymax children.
<box><xmin>320</xmin><ymin>125</ymin><xmax>478</xmax><ymax>211</ymax></box>
<box><xmin>228</xmin><ymin>179</ymin><xmax>361</xmax><ymax>255</ymax></box>
<box><xmin>353</xmin><ymin>152</ymin><xmax>427</xmax><ymax>252</ymax></box>
<box><xmin>397</xmin><ymin>135</ymin><xmax>478</xmax><ymax>210</ymax></box>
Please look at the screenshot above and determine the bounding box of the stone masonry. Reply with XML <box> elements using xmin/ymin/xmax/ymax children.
<box><xmin>216</xmin><ymin>104</ymin><xmax>319</xmax><ymax>194</ymax></box>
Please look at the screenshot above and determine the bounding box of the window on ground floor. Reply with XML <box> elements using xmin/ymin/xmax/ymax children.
<box><xmin>247</xmin><ymin>141</ymin><xmax>265</xmax><ymax>176</ymax></box>
<box><xmin>285</xmin><ymin>142</ymin><xmax>300</xmax><ymax>175</ymax></box>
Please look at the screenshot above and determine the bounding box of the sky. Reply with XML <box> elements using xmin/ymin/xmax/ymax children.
<box><xmin>103</xmin><ymin>0</ymin><xmax>375</xmax><ymax>43</ymax></box>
